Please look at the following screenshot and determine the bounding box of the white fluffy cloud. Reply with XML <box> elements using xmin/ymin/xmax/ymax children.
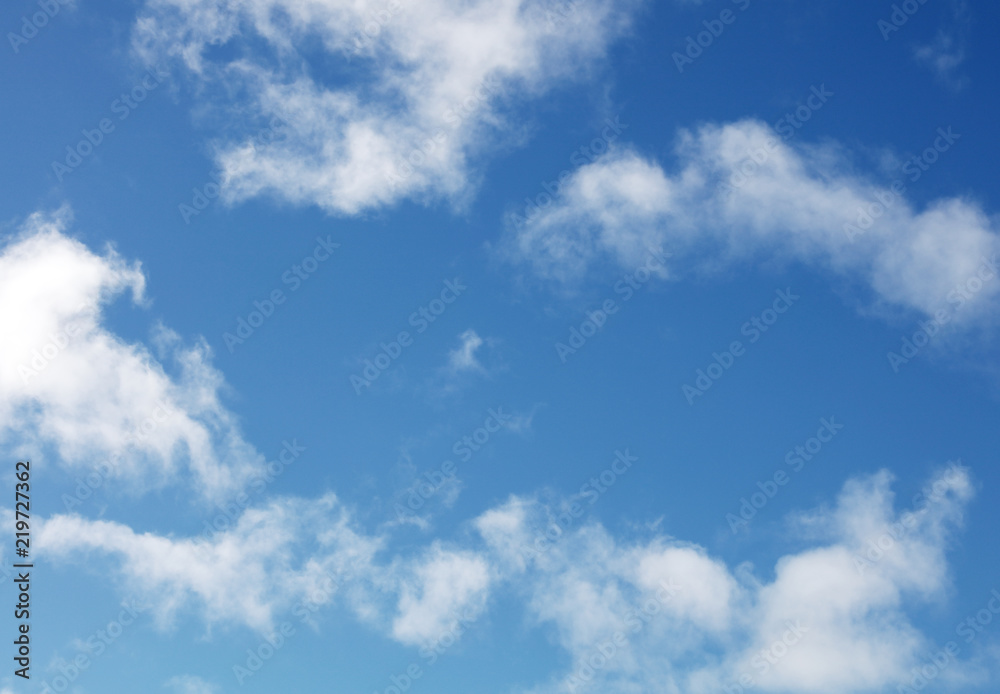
<box><xmin>38</xmin><ymin>493</ymin><xmax>381</xmax><ymax>632</ymax></box>
<box><xmin>36</xmin><ymin>490</ymin><xmax>493</xmax><ymax>647</ymax></box>
<box><xmin>0</xmin><ymin>209</ymin><xmax>266</xmax><ymax>501</ymax></box>
<box><xmin>0</xmin><ymin>211</ymin><xmax>480</xmax><ymax>653</ymax></box>
<box><xmin>392</xmin><ymin>544</ymin><xmax>492</xmax><ymax>646</ymax></box>
<box><xmin>132</xmin><ymin>0</ymin><xmax>640</xmax><ymax>214</ymax></box>
<box><xmin>506</xmin><ymin>120</ymin><xmax>1000</xmax><ymax>328</ymax></box>
<box><xmin>4</xmin><ymin>209</ymin><xmax>984</xmax><ymax>691</ymax></box>
<box><xmin>33</xmin><ymin>444</ymin><xmax>977</xmax><ymax>693</ymax></box>
<box><xmin>483</xmin><ymin>465</ymin><xmax>975</xmax><ymax>694</ymax></box>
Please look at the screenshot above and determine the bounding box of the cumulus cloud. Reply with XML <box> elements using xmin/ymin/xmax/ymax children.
<box><xmin>3</xmin><ymin>209</ymin><xmax>491</xmax><ymax>648</ymax></box>
<box><xmin>480</xmin><ymin>465</ymin><xmax>976</xmax><ymax>694</ymax></box>
<box><xmin>32</xmin><ymin>444</ymin><xmax>978</xmax><ymax>692</ymax></box>
<box><xmin>391</xmin><ymin>544</ymin><xmax>492</xmax><ymax>646</ymax></box>
<box><xmin>505</xmin><ymin>120</ymin><xmax>1000</xmax><ymax>329</ymax></box>
<box><xmin>0</xmin><ymin>208</ymin><xmax>267</xmax><ymax>501</ymax></box>
<box><xmin>4</xmin><ymin>210</ymin><xmax>985</xmax><ymax>690</ymax></box>
<box><xmin>131</xmin><ymin>0</ymin><xmax>640</xmax><ymax>214</ymax></box>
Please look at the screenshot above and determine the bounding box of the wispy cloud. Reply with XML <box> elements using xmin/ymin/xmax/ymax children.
<box><xmin>34</xmin><ymin>463</ymin><xmax>975</xmax><ymax>693</ymax></box>
<box><xmin>914</xmin><ymin>31</ymin><xmax>967</xmax><ymax>90</ymax></box>
<box><xmin>448</xmin><ymin>329</ymin><xmax>486</xmax><ymax>373</ymax></box>
<box><xmin>165</xmin><ymin>675</ymin><xmax>219</xmax><ymax>694</ymax></box>
<box><xmin>913</xmin><ymin>1</ymin><xmax>971</xmax><ymax>91</ymax></box>
<box><xmin>131</xmin><ymin>0</ymin><xmax>642</xmax><ymax>215</ymax></box>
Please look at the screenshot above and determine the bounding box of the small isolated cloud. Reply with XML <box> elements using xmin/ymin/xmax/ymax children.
<box><xmin>503</xmin><ymin>403</ymin><xmax>542</xmax><ymax>434</ymax></box>
<box><xmin>448</xmin><ymin>329</ymin><xmax>485</xmax><ymax>373</ymax></box>
<box><xmin>914</xmin><ymin>32</ymin><xmax>967</xmax><ymax>90</ymax></box>
<box><xmin>913</xmin><ymin>1</ymin><xmax>971</xmax><ymax>91</ymax></box>
<box><xmin>165</xmin><ymin>675</ymin><xmax>218</xmax><ymax>694</ymax></box>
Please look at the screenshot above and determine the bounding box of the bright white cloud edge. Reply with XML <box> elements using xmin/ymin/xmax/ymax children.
<box><xmin>2</xmin><ymin>215</ymin><xmax>991</xmax><ymax>694</ymax></box>
<box><xmin>505</xmin><ymin>119</ymin><xmax>1000</xmax><ymax>334</ymax></box>
<box><xmin>133</xmin><ymin>0</ymin><xmax>640</xmax><ymax>215</ymax></box>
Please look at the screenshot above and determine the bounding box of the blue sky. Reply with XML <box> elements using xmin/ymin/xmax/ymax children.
<box><xmin>2</xmin><ymin>0</ymin><xmax>1000</xmax><ymax>693</ymax></box>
